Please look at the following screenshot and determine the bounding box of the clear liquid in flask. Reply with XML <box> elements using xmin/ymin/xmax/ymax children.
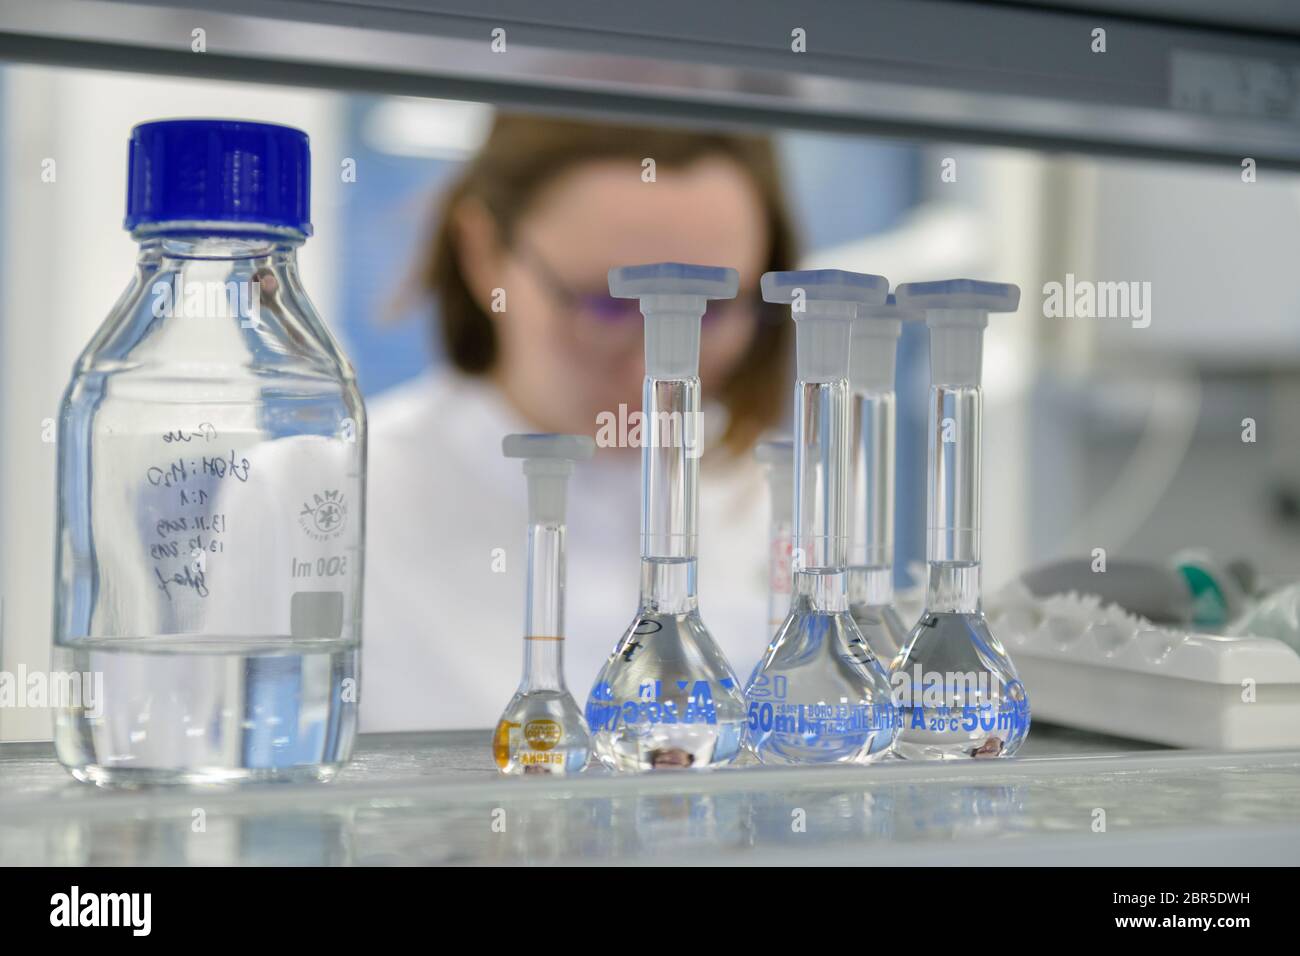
<box><xmin>850</xmin><ymin>597</ymin><xmax>912</xmax><ymax>662</ymax></box>
<box><xmin>746</xmin><ymin>571</ymin><xmax>899</xmax><ymax>765</ymax></box>
<box><xmin>892</xmin><ymin>606</ymin><xmax>1030</xmax><ymax>760</ymax></box>
<box><xmin>586</xmin><ymin>560</ymin><xmax>747</xmax><ymax>771</ymax></box>
<box><xmin>494</xmin><ymin>689</ymin><xmax>591</xmax><ymax>775</ymax></box>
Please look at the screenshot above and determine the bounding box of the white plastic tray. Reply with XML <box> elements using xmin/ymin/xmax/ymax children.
<box><xmin>988</xmin><ymin>587</ymin><xmax>1300</xmax><ymax>749</ymax></box>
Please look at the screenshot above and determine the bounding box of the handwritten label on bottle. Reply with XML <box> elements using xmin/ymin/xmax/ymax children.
<box><xmin>144</xmin><ymin>424</ymin><xmax>248</xmax><ymax>601</ymax></box>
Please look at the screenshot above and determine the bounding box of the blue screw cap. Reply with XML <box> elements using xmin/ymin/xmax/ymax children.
<box><xmin>125</xmin><ymin>119</ymin><xmax>312</xmax><ymax>235</ymax></box>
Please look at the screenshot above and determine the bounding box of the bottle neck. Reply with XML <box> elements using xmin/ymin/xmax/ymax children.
<box><xmin>521</xmin><ymin>520</ymin><xmax>566</xmax><ymax>691</ymax></box>
<box><xmin>134</xmin><ymin>232</ymin><xmax>304</xmax><ymax>327</ymax></box>
<box><xmin>640</xmin><ymin>375</ymin><xmax>700</xmax><ymax>560</ymax></box>
<box><xmin>926</xmin><ymin>382</ymin><xmax>983</xmax><ymax>611</ymax></box>
<box><xmin>138</xmin><ymin>231</ymin><xmax>304</xmax><ymax>262</ymax></box>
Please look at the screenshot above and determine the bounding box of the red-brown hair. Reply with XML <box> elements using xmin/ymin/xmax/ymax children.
<box><xmin>421</xmin><ymin>113</ymin><xmax>798</xmax><ymax>455</ymax></box>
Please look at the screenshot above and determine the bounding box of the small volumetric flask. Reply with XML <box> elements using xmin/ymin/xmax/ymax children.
<box><xmin>755</xmin><ymin>439</ymin><xmax>794</xmax><ymax>638</ymax></box>
<box><xmin>848</xmin><ymin>295</ymin><xmax>920</xmax><ymax>660</ymax></box>
<box><xmin>52</xmin><ymin>120</ymin><xmax>365</xmax><ymax>785</ymax></box>
<box><xmin>744</xmin><ymin>271</ymin><xmax>900</xmax><ymax>766</ymax></box>
<box><xmin>586</xmin><ymin>263</ymin><xmax>748</xmax><ymax>771</ymax></box>
<box><xmin>890</xmin><ymin>279</ymin><xmax>1031</xmax><ymax>759</ymax></box>
<box><xmin>493</xmin><ymin>434</ymin><xmax>594</xmax><ymax>775</ymax></box>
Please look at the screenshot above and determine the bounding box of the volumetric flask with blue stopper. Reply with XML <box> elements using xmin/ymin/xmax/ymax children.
<box><xmin>585</xmin><ymin>263</ymin><xmax>748</xmax><ymax>771</ymax></box>
<box><xmin>744</xmin><ymin>270</ymin><xmax>900</xmax><ymax>766</ymax></box>
<box><xmin>848</xmin><ymin>294</ymin><xmax>922</xmax><ymax>661</ymax></box>
<box><xmin>890</xmin><ymin>279</ymin><xmax>1031</xmax><ymax>759</ymax></box>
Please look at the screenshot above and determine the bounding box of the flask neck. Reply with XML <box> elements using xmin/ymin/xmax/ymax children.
<box><xmin>792</xmin><ymin>568</ymin><xmax>849</xmax><ymax>613</ymax></box>
<box><xmin>638</xmin><ymin>557</ymin><xmax>698</xmax><ymax>615</ymax></box>
<box><xmin>924</xmin><ymin>383</ymin><xmax>984</xmax><ymax>612</ymax></box>
<box><xmin>849</xmin><ymin>565</ymin><xmax>895</xmax><ymax>609</ymax></box>
<box><xmin>640</xmin><ymin>375</ymin><xmax>701</xmax><ymax>560</ymax></box>
<box><xmin>849</xmin><ymin>387</ymin><xmax>895</xmax><ymax>570</ymax></box>
<box><xmin>925</xmin><ymin>562</ymin><xmax>982</xmax><ymax>614</ymax></box>
<box><xmin>792</xmin><ymin>378</ymin><xmax>851</xmax><ymax>572</ymax></box>
<box><xmin>926</xmin><ymin>383</ymin><xmax>981</xmax><ymax>566</ymax></box>
<box><xmin>521</xmin><ymin>521</ymin><xmax>567</xmax><ymax>692</ymax></box>
<box><xmin>765</xmin><ymin>499</ymin><xmax>794</xmax><ymax>634</ymax></box>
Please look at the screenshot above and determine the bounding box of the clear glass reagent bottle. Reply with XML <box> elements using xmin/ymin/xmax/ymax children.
<box><xmin>494</xmin><ymin>434</ymin><xmax>594</xmax><ymax>775</ymax></box>
<box><xmin>890</xmin><ymin>279</ymin><xmax>1031</xmax><ymax>759</ymax></box>
<box><xmin>586</xmin><ymin>263</ymin><xmax>748</xmax><ymax>771</ymax></box>
<box><xmin>52</xmin><ymin>119</ymin><xmax>364</xmax><ymax>785</ymax></box>
<box><xmin>744</xmin><ymin>270</ymin><xmax>900</xmax><ymax>765</ymax></box>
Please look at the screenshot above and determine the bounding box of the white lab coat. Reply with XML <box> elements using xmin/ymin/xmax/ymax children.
<box><xmin>361</xmin><ymin>370</ymin><xmax>772</xmax><ymax>731</ymax></box>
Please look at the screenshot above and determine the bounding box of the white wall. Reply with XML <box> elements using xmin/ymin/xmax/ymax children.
<box><xmin>0</xmin><ymin>64</ymin><xmax>345</xmax><ymax>741</ymax></box>
<box><xmin>1045</xmin><ymin>156</ymin><xmax>1300</xmax><ymax>577</ymax></box>
<box><xmin>1090</xmin><ymin>159</ymin><xmax>1300</xmax><ymax>364</ymax></box>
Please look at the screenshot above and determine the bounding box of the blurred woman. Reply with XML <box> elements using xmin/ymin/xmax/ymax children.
<box><xmin>363</xmin><ymin>115</ymin><xmax>797</xmax><ymax>730</ymax></box>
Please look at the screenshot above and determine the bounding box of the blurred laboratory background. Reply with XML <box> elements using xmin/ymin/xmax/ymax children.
<box><xmin>2</xmin><ymin>63</ymin><xmax>1299</xmax><ymax>741</ymax></box>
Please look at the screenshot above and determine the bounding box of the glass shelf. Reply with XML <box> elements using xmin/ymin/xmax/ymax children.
<box><xmin>3</xmin><ymin>727</ymin><xmax>1298</xmax><ymax>865</ymax></box>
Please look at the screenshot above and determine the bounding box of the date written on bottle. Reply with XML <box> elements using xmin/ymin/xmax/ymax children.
<box><xmin>150</xmin><ymin>516</ymin><xmax>227</xmax><ymax>558</ymax></box>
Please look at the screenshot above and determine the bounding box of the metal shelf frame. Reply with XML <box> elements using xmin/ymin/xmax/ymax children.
<box><xmin>1</xmin><ymin>0</ymin><xmax>1299</xmax><ymax>166</ymax></box>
